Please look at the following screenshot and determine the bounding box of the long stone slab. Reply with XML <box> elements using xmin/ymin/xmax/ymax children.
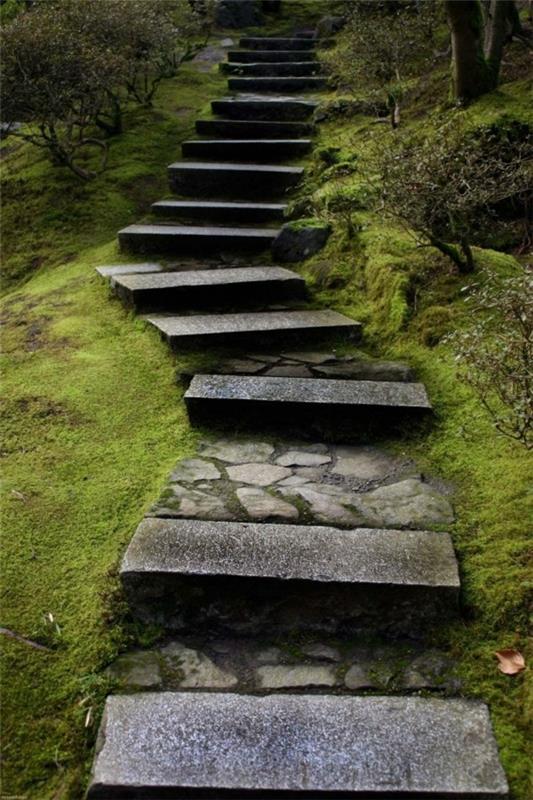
<box><xmin>118</xmin><ymin>224</ymin><xmax>278</xmax><ymax>255</ymax></box>
<box><xmin>96</xmin><ymin>263</ymin><xmax>163</xmax><ymax>281</ymax></box>
<box><xmin>182</xmin><ymin>138</ymin><xmax>311</xmax><ymax>161</ymax></box>
<box><xmin>228</xmin><ymin>76</ymin><xmax>327</xmax><ymax>91</ymax></box>
<box><xmin>227</xmin><ymin>49</ymin><xmax>318</xmax><ymax>62</ymax></box>
<box><xmin>110</xmin><ymin>266</ymin><xmax>306</xmax><ymax>312</ymax></box>
<box><xmin>195</xmin><ymin>118</ymin><xmax>314</xmax><ymax>138</ymax></box>
<box><xmin>88</xmin><ymin>693</ymin><xmax>508</xmax><ymax>798</ymax></box>
<box><xmin>119</xmin><ymin>517</ymin><xmax>459</xmax><ymax>633</ymax></box>
<box><xmin>185</xmin><ymin>374</ymin><xmax>431</xmax><ymax>433</ymax></box>
<box><xmin>222</xmin><ymin>61</ymin><xmax>320</xmax><ymax>76</ymax></box>
<box><xmin>168</xmin><ymin>161</ymin><xmax>303</xmax><ymax>198</ymax></box>
<box><xmin>145</xmin><ymin>309</ymin><xmax>360</xmax><ymax>349</ymax></box>
<box><xmin>240</xmin><ymin>36</ymin><xmax>316</xmax><ymax>50</ymax></box>
<box><xmin>152</xmin><ymin>199</ymin><xmax>287</xmax><ymax>224</ymax></box>
<box><xmin>211</xmin><ymin>95</ymin><xmax>317</xmax><ymax>120</ymax></box>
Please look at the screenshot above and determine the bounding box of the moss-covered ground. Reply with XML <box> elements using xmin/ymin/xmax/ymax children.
<box><xmin>1</xmin><ymin>5</ymin><xmax>532</xmax><ymax>799</ymax></box>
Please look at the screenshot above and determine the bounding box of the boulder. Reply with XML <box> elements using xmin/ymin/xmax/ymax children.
<box><xmin>272</xmin><ymin>222</ymin><xmax>331</xmax><ymax>262</ymax></box>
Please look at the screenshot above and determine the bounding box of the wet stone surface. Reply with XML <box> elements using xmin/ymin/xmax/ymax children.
<box><xmin>148</xmin><ymin>435</ymin><xmax>453</xmax><ymax>528</ymax></box>
<box><xmin>106</xmin><ymin>636</ymin><xmax>459</xmax><ymax>695</ymax></box>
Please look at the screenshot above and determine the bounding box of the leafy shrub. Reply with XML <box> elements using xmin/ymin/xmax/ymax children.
<box><xmin>449</xmin><ymin>267</ymin><xmax>533</xmax><ymax>449</ymax></box>
<box><xmin>376</xmin><ymin>119</ymin><xmax>533</xmax><ymax>272</ymax></box>
<box><xmin>0</xmin><ymin>0</ymin><xmax>214</xmax><ymax>179</ymax></box>
<box><xmin>321</xmin><ymin>0</ymin><xmax>441</xmax><ymax>127</ymax></box>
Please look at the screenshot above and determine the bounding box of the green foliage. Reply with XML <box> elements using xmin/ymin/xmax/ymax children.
<box><xmin>0</xmin><ymin>0</ymin><xmax>215</xmax><ymax>179</ymax></box>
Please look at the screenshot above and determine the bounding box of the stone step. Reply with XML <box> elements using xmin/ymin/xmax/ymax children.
<box><xmin>228</xmin><ymin>76</ymin><xmax>327</xmax><ymax>92</ymax></box>
<box><xmin>212</xmin><ymin>95</ymin><xmax>317</xmax><ymax>121</ymax></box>
<box><xmin>118</xmin><ymin>224</ymin><xmax>279</xmax><ymax>255</ymax></box>
<box><xmin>228</xmin><ymin>48</ymin><xmax>317</xmax><ymax>62</ymax></box>
<box><xmin>152</xmin><ymin>199</ymin><xmax>287</xmax><ymax>224</ymax></box>
<box><xmin>182</xmin><ymin>138</ymin><xmax>311</xmax><ymax>161</ymax></box>
<box><xmin>240</xmin><ymin>36</ymin><xmax>316</xmax><ymax>50</ymax></box>
<box><xmin>168</xmin><ymin>161</ymin><xmax>303</xmax><ymax>199</ymax></box>
<box><xmin>89</xmin><ymin>693</ymin><xmax>507</xmax><ymax>799</ymax></box>
<box><xmin>196</xmin><ymin>118</ymin><xmax>314</xmax><ymax>138</ymax></box>
<box><xmin>110</xmin><ymin>266</ymin><xmax>307</xmax><ymax>312</ymax></box>
<box><xmin>184</xmin><ymin>374</ymin><xmax>432</xmax><ymax>431</ymax></box>
<box><xmin>145</xmin><ymin>309</ymin><xmax>360</xmax><ymax>350</ymax></box>
<box><xmin>222</xmin><ymin>61</ymin><xmax>321</xmax><ymax>76</ymax></box>
<box><xmin>119</xmin><ymin>518</ymin><xmax>459</xmax><ymax>634</ymax></box>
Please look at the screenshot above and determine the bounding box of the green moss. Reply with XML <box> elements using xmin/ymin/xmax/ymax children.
<box><xmin>0</xmin><ymin>63</ymin><xmax>222</xmax><ymax>800</ymax></box>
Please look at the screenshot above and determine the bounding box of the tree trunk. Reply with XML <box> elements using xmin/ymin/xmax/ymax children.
<box><xmin>445</xmin><ymin>0</ymin><xmax>493</xmax><ymax>103</ymax></box>
<box><xmin>445</xmin><ymin>0</ymin><xmax>520</xmax><ymax>103</ymax></box>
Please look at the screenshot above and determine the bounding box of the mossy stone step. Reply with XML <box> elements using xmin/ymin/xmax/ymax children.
<box><xmin>222</xmin><ymin>61</ymin><xmax>321</xmax><ymax>76</ymax></box>
<box><xmin>119</xmin><ymin>517</ymin><xmax>459</xmax><ymax>634</ymax></box>
<box><xmin>168</xmin><ymin>161</ymin><xmax>303</xmax><ymax>199</ymax></box>
<box><xmin>145</xmin><ymin>309</ymin><xmax>360</xmax><ymax>349</ymax></box>
<box><xmin>211</xmin><ymin>95</ymin><xmax>317</xmax><ymax>121</ymax></box>
<box><xmin>181</xmin><ymin>138</ymin><xmax>311</xmax><ymax>161</ymax></box>
<box><xmin>110</xmin><ymin>266</ymin><xmax>306</xmax><ymax>312</ymax></box>
<box><xmin>88</xmin><ymin>693</ymin><xmax>507</xmax><ymax>798</ymax></box>
<box><xmin>240</xmin><ymin>36</ymin><xmax>316</xmax><ymax>50</ymax></box>
<box><xmin>118</xmin><ymin>224</ymin><xmax>279</xmax><ymax>255</ymax></box>
<box><xmin>184</xmin><ymin>374</ymin><xmax>432</xmax><ymax>431</ymax></box>
<box><xmin>227</xmin><ymin>48</ymin><xmax>317</xmax><ymax>62</ymax></box>
<box><xmin>228</xmin><ymin>76</ymin><xmax>327</xmax><ymax>92</ymax></box>
<box><xmin>196</xmin><ymin>118</ymin><xmax>314</xmax><ymax>138</ymax></box>
<box><xmin>152</xmin><ymin>199</ymin><xmax>287</xmax><ymax>224</ymax></box>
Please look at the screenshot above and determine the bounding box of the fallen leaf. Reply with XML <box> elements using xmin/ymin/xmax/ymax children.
<box><xmin>10</xmin><ymin>489</ymin><xmax>26</xmax><ymax>501</ymax></box>
<box><xmin>494</xmin><ymin>649</ymin><xmax>526</xmax><ymax>675</ymax></box>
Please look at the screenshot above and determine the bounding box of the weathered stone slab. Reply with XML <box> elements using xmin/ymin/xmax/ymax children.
<box><xmin>196</xmin><ymin>117</ymin><xmax>314</xmax><ymax>138</ymax></box>
<box><xmin>356</xmin><ymin>478</ymin><xmax>455</xmax><ymax>528</ymax></box>
<box><xmin>315</xmin><ymin>359</ymin><xmax>416</xmax><ymax>382</ymax></box>
<box><xmin>223</xmin><ymin>60</ymin><xmax>320</xmax><ymax>76</ymax></box>
<box><xmin>152</xmin><ymin>199</ymin><xmax>287</xmax><ymax>223</ymax></box>
<box><xmin>256</xmin><ymin>664</ymin><xmax>337</xmax><ymax>688</ymax></box>
<box><xmin>168</xmin><ymin>160</ymin><xmax>303</xmax><ymax>198</ymax></box>
<box><xmin>240</xmin><ymin>37</ymin><xmax>316</xmax><ymax>50</ymax></box>
<box><xmin>228</xmin><ymin>76</ymin><xmax>327</xmax><ymax>91</ymax></box>
<box><xmin>182</xmin><ymin>138</ymin><xmax>312</xmax><ymax>161</ymax></box>
<box><xmin>185</xmin><ymin>375</ymin><xmax>431</xmax><ymax>427</ymax></box>
<box><xmin>226</xmin><ymin>462</ymin><xmax>291</xmax><ymax>485</ymax></box>
<box><xmin>120</xmin><ymin>517</ymin><xmax>459</xmax><ymax>634</ymax></box>
<box><xmin>96</xmin><ymin>263</ymin><xmax>163</xmax><ymax>281</ymax></box>
<box><xmin>106</xmin><ymin>651</ymin><xmax>162</xmax><ymax>689</ymax></box>
<box><xmin>147</xmin><ymin>310</ymin><xmax>360</xmax><ymax>349</ymax></box>
<box><xmin>200</xmin><ymin>438</ymin><xmax>274</xmax><ymax>463</ymax></box>
<box><xmin>227</xmin><ymin>49</ymin><xmax>317</xmax><ymax>63</ymax></box>
<box><xmin>111</xmin><ymin>266</ymin><xmax>306</xmax><ymax>311</ymax></box>
<box><xmin>169</xmin><ymin>458</ymin><xmax>220</xmax><ymax>483</ymax></box>
<box><xmin>159</xmin><ymin>642</ymin><xmax>237</xmax><ymax>689</ymax></box>
<box><xmin>88</xmin><ymin>693</ymin><xmax>508</xmax><ymax>798</ymax></box>
<box><xmin>211</xmin><ymin>95</ymin><xmax>317</xmax><ymax>121</ymax></box>
<box><xmin>236</xmin><ymin>486</ymin><xmax>298</xmax><ymax>520</ymax></box>
<box><xmin>118</xmin><ymin>224</ymin><xmax>279</xmax><ymax>256</ymax></box>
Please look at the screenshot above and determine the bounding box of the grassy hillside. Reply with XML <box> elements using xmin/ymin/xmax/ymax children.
<box><xmin>1</xmin><ymin>9</ymin><xmax>532</xmax><ymax>800</ymax></box>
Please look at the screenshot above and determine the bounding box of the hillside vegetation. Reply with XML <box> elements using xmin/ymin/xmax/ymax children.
<box><xmin>1</xmin><ymin>1</ymin><xmax>532</xmax><ymax>798</ymax></box>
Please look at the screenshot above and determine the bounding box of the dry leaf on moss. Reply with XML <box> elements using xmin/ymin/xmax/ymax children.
<box><xmin>494</xmin><ymin>649</ymin><xmax>526</xmax><ymax>675</ymax></box>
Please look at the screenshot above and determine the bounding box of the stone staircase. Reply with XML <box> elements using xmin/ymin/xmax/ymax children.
<box><xmin>89</xmin><ymin>23</ymin><xmax>508</xmax><ymax>800</ymax></box>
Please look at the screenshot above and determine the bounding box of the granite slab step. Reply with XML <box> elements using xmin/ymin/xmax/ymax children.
<box><xmin>227</xmin><ymin>49</ymin><xmax>318</xmax><ymax>62</ymax></box>
<box><xmin>184</xmin><ymin>374</ymin><xmax>432</xmax><ymax>431</ymax></box>
<box><xmin>182</xmin><ymin>138</ymin><xmax>311</xmax><ymax>161</ymax></box>
<box><xmin>168</xmin><ymin>161</ymin><xmax>303</xmax><ymax>199</ymax></box>
<box><xmin>228</xmin><ymin>76</ymin><xmax>327</xmax><ymax>92</ymax></box>
<box><xmin>119</xmin><ymin>518</ymin><xmax>459</xmax><ymax>634</ymax></box>
<box><xmin>110</xmin><ymin>266</ymin><xmax>306</xmax><ymax>312</ymax></box>
<box><xmin>240</xmin><ymin>36</ymin><xmax>316</xmax><ymax>50</ymax></box>
<box><xmin>212</xmin><ymin>95</ymin><xmax>317</xmax><ymax>121</ymax></box>
<box><xmin>152</xmin><ymin>199</ymin><xmax>287</xmax><ymax>224</ymax></box>
<box><xmin>88</xmin><ymin>693</ymin><xmax>507</xmax><ymax>799</ymax></box>
<box><xmin>196</xmin><ymin>118</ymin><xmax>314</xmax><ymax>138</ymax></box>
<box><xmin>145</xmin><ymin>309</ymin><xmax>360</xmax><ymax>350</ymax></box>
<box><xmin>222</xmin><ymin>61</ymin><xmax>321</xmax><ymax>76</ymax></box>
<box><xmin>118</xmin><ymin>224</ymin><xmax>279</xmax><ymax>255</ymax></box>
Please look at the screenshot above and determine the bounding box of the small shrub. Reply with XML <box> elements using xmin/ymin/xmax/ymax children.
<box><xmin>449</xmin><ymin>267</ymin><xmax>533</xmax><ymax>449</ymax></box>
<box><xmin>376</xmin><ymin>119</ymin><xmax>533</xmax><ymax>273</ymax></box>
